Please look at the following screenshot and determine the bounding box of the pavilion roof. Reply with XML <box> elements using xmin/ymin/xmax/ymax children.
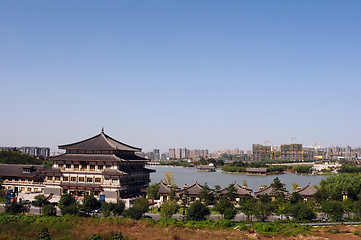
<box><xmin>182</xmin><ymin>182</ymin><xmax>208</xmax><ymax>195</ymax></box>
<box><xmin>294</xmin><ymin>184</ymin><xmax>318</xmax><ymax>197</ymax></box>
<box><xmin>254</xmin><ymin>186</ymin><xmax>289</xmax><ymax>197</ymax></box>
<box><xmin>221</xmin><ymin>182</ymin><xmax>252</xmax><ymax>196</ymax></box>
<box><xmin>158</xmin><ymin>181</ymin><xmax>172</xmax><ymax>194</ymax></box>
<box><xmin>58</xmin><ymin>130</ymin><xmax>141</xmax><ymax>152</ymax></box>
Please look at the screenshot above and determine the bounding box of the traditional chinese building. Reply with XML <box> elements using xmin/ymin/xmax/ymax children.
<box><xmin>220</xmin><ymin>182</ymin><xmax>252</xmax><ymax>201</ymax></box>
<box><xmin>0</xmin><ymin>164</ymin><xmax>46</xmax><ymax>193</ymax></box>
<box><xmin>293</xmin><ymin>184</ymin><xmax>318</xmax><ymax>199</ymax></box>
<box><xmin>43</xmin><ymin>129</ymin><xmax>155</xmax><ymax>200</ymax></box>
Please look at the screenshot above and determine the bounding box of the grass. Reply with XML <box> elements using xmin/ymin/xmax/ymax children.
<box><xmin>5</xmin><ymin>213</ymin><xmax>356</xmax><ymax>240</ymax></box>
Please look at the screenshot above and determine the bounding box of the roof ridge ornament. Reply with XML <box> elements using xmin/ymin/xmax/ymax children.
<box><xmin>101</xmin><ymin>127</ymin><xmax>104</xmax><ymax>134</ymax></box>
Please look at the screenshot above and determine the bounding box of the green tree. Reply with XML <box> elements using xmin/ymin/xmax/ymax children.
<box><xmin>353</xmin><ymin>200</ymin><xmax>361</xmax><ymax>218</ymax></box>
<box><xmin>101</xmin><ymin>202</ymin><xmax>112</xmax><ymax>217</ymax></box>
<box><xmin>199</xmin><ymin>183</ymin><xmax>212</xmax><ymax>205</ymax></box>
<box><xmin>253</xmin><ymin>202</ymin><xmax>274</xmax><ymax>222</ymax></box>
<box><xmin>321</xmin><ymin>201</ymin><xmax>344</xmax><ymax>221</ymax></box>
<box><xmin>32</xmin><ymin>194</ymin><xmax>50</xmax><ymax>215</ymax></box>
<box><xmin>42</xmin><ymin>204</ymin><xmax>56</xmax><ymax>216</ymax></box>
<box><xmin>38</xmin><ymin>228</ymin><xmax>51</xmax><ymax>240</ymax></box>
<box><xmin>82</xmin><ymin>194</ymin><xmax>101</xmax><ymax>216</ymax></box>
<box><xmin>215</xmin><ymin>197</ymin><xmax>235</xmax><ymax>219</ymax></box>
<box><xmin>160</xmin><ymin>200</ymin><xmax>179</xmax><ymax>218</ymax></box>
<box><xmin>123</xmin><ymin>205</ymin><xmax>145</xmax><ymax>220</ymax></box>
<box><xmin>239</xmin><ymin>195</ymin><xmax>257</xmax><ymax>221</ymax></box>
<box><xmin>111</xmin><ymin>200</ymin><xmax>125</xmax><ymax>216</ymax></box>
<box><xmin>289</xmin><ymin>202</ymin><xmax>316</xmax><ymax>221</ymax></box>
<box><xmin>226</xmin><ymin>184</ymin><xmax>237</xmax><ymax>201</ymax></box>
<box><xmin>123</xmin><ymin>197</ymin><xmax>149</xmax><ymax>220</ymax></box>
<box><xmin>133</xmin><ymin>197</ymin><xmax>149</xmax><ymax>213</ymax></box>
<box><xmin>5</xmin><ymin>201</ymin><xmax>30</xmax><ymax>215</ymax></box>
<box><xmin>187</xmin><ymin>200</ymin><xmax>210</xmax><ymax>221</ymax></box>
<box><xmin>273</xmin><ymin>193</ymin><xmax>287</xmax><ymax>220</ymax></box>
<box><xmin>58</xmin><ymin>194</ymin><xmax>79</xmax><ymax>216</ymax></box>
<box><xmin>270</xmin><ymin>177</ymin><xmax>285</xmax><ymax>191</ymax></box>
<box><xmin>146</xmin><ymin>183</ymin><xmax>160</xmax><ymax>203</ymax></box>
<box><xmin>289</xmin><ymin>192</ymin><xmax>303</xmax><ymax>204</ymax></box>
<box><xmin>343</xmin><ymin>199</ymin><xmax>354</xmax><ymax>219</ymax></box>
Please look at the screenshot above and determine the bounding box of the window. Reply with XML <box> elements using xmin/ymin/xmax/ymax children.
<box><xmin>66</xmin><ymin>164</ymin><xmax>71</xmax><ymax>169</ymax></box>
<box><xmin>63</xmin><ymin>177</ymin><xmax>69</xmax><ymax>182</ymax></box>
<box><xmin>79</xmin><ymin>177</ymin><xmax>85</xmax><ymax>182</ymax></box>
<box><xmin>55</xmin><ymin>176</ymin><xmax>60</xmax><ymax>181</ymax></box>
<box><xmin>58</xmin><ymin>164</ymin><xmax>64</xmax><ymax>168</ymax></box>
<box><xmin>74</xmin><ymin>165</ymin><xmax>79</xmax><ymax>170</ymax></box>
<box><xmin>27</xmin><ymin>187</ymin><xmax>32</xmax><ymax>192</ymax></box>
<box><xmin>34</xmin><ymin>188</ymin><xmax>39</xmax><ymax>192</ymax></box>
<box><xmin>98</xmin><ymin>165</ymin><xmax>103</xmax><ymax>170</ymax></box>
<box><xmin>47</xmin><ymin>176</ymin><xmax>52</xmax><ymax>181</ymax></box>
<box><xmin>87</xmin><ymin>178</ymin><xmax>93</xmax><ymax>183</ymax></box>
<box><xmin>95</xmin><ymin>178</ymin><xmax>101</xmax><ymax>183</ymax></box>
<box><xmin>71</xmin><ymin>177</ymin><xmax>76</xmax><ymax>182</ymax></box>
<box><xmin>20</xmin><ymin>187</ymin><xmax>25</xmax><ymax>191</ymax></box>
<box><xmin>90</xmin><ymin>165</ymin><xmax>95</xmax><ymax>171</ymax></box>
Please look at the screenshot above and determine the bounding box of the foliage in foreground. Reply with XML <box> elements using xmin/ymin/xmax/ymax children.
<box><xmin>0</xmin><ymin>213</ymin><xmax>315</xmax><ymax>239</ymax></box>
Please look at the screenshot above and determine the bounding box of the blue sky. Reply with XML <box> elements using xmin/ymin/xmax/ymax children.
<box><xmin>1</xmin><ymin>1</ymin><xmax>360</xmax><ymax>153</ymax></box>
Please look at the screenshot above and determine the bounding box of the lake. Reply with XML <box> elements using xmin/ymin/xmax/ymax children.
<box><xmin>148</xmin><ymin>166</ymin><xmax>330</xmax><ymax>191</ymax></box>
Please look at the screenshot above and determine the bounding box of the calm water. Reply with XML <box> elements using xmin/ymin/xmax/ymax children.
<box><xmin>148</xmin><ymin>166</ymin><xmax>330</xmax><ymax>191</ymax></box>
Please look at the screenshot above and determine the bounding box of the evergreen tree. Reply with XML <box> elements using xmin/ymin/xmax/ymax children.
<box><xmin>187</xmin><ymin>200</ymin><xmax>210</xmax><ymax>221</ymax></box>
<box><xmin>38</xmin><ymin>228</ymin><xmax>51</xmax><ymax>240</ymax></box>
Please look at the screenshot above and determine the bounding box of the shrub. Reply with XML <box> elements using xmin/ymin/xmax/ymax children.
<box><xmin>187</xmin><ymin>201</ymin><xmax>210</xmax><ymax>221</ymax></box>
<box><xmin>91</xmin><ymin>234</ymin><xmax>102</xmax><ymax>240</ymax></box>
<box><xmin>160</xmin><ymin>201</ymin><xmax>178</xmax><ymax>218</ymax></box>
<box><xmin>42</xmin><ymin>205</ymin><xmax>56</xmax><ymax>217</ymax></box>
<box><xmin>289</xmin><ymin>202</ymin><xmax>316</xmax><ymax>221</ymax></box>
<box><xmin>5</xmin><ymin>202</ymin><xmax>29</xmax><ymax>215</ymax></box>
<box><xmin>123</xmin><ymin>205</ymin><xmax>145</xmax><ymax>220</ymax></box>
<box><xmin>223</xmin><ymin>207</ymin><xmax>237</xmax><ymax>220</ymax></box>
<box><xmin>38</xmin><ymin>228</ymin><xmax>51</xmax><ymax>240</ymax></box>
<box><xmin>58</xmin><ymin>194</ymin><xmax>79</xmax><ymax>216</ymax></box>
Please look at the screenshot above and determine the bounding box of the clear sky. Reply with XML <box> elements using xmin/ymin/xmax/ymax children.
<box><xmin>1</xmin><ymin>1</ymin><xmax>360</xmax><ymax>153</ymax></box>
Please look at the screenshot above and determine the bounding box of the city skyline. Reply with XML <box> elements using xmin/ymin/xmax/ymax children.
<box><xmin>1</xmin><ymin>1</ymin><xmax>361</xmax><ymax>153</ymax></box>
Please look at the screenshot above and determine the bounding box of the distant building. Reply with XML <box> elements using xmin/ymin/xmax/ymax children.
<box><xmin>252</xmin><ymin>144</ymin><xmax>271</xmax><ymax>161</ymax></box>
<box><xmin>20</xmin><ymin>147</ymin><xmax>50</xmax><ymax>157</ymax></box>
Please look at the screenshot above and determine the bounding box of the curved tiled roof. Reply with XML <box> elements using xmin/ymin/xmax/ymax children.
<box><xmin>254</xmin><ymin>186</ymin><xmax>289</xmax><ymax>196</ymax></box>
<box><xmin>294</xmin><ymin>184</ymin><xmax>317</xmax><ymax>197</ymax></box>
<box><xmin>0</xmin><ymin>164</ymin><xmax>45</xmax><ymax>178</ymax></box>
<box><xmin>221</xmin><ymin>182</ymin><xmax>252</xmax><ymax>196</ymax></box>
<box><xmin>182</xmin><ymin>182</ymin><xmax>208</xmax><ymax>195</ymax></box>
<box><xmin>58</xmin><ymin>131</ymin><xmax>141</xmax><ymax>152</ymax></box>
<box><xmin>159</xmin><ymin>181</ymin><xmax>172</xmax><ymax>194</ymax></box>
